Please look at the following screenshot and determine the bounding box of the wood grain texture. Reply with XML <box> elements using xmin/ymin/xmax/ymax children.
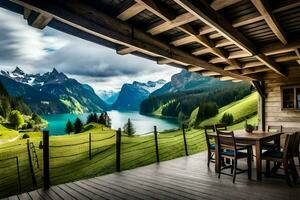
<box><xmin>6</xmin><ymin>152</ymin><xmax>300</xmax><ymax>200</ymax></box>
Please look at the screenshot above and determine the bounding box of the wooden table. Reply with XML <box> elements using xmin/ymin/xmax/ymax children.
<box><xmin>208</xmin><ymin>130</ymin><xmax>282</xmax><ymax>180</ymax></box>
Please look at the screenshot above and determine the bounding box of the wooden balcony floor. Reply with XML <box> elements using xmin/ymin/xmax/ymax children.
<box><xmin>4</xmin><ymin>152</ymin><xmax>300</xmax><ymax>200</ymax></box>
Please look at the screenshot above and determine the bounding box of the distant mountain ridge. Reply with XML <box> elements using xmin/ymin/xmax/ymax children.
<box><xmin>112</xmin><ymin>79</ymin><xmax>166</xmax><ymax>110</ymax></box>
<box><xmin>97</xmin><ymin>90</ymin><xmax>119</xmax><ymax>105</ymax></box>
<box><xmin>0</xmin><ymin>67</ymin><xmax>109</xmax><ymax>114</ymax></box>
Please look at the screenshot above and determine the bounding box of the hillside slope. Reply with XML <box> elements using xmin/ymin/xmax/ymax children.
<box><xmin>190</xmin><ymin>92</ymin><xmax>258</xmax><ymax>127</ymax></box>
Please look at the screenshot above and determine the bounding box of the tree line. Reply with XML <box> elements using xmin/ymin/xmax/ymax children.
<box><xmin>65</xmin><ymin>112</ymin><xmax>112</xmax><ymax>134</ymax></box>
<box><xmin>140</xmin><ymin>83</ymin><xmax>252</xmax><ymax>122</ymax></box>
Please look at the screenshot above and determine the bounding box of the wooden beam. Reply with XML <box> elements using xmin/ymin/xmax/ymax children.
<box><xmin>201</xmin><ymin>71</ymin><xmax>220</xmax><ymax>77</ymax></box>
<box><xmin>29</xmin><ymin>13</ymin><xmax>52</xmax><ymax>29</ymax></box>
<box><xmin>136</xmin><ymin>0</ymin><xmax>242</xmax><ymax>69</ymax></box>
<box><xmin>117</xmin><ymin>3</ymin><xmax>145</xmax><ymax>21</ymax></box>
<box><xmin>295</xmin><ymin>49</ymin><xmax>300</xmax><ymax>65</ymax></box>
<box><xmin>210</xmin><ymin>0</ymin><xmax>242</xmax><ymax>10</ymax></box>
<box><xmin>174</xmin><ymin>0</ymin><xmax>286</xmax><ymax>77</ymax></box>
<box><xmin>23</xmin><ymin>7</ymin><xmax>31</xmax><ymax>19</ymax></box>
<box><xmin>251</xmin><ymin>0</ymin><xmax>287</xmax><ymax>45</ymax></box>
<box><xmin>251</xmin><ymin>80</ymin><xmax>266</xmax><ymax>98</ymax></box>
<box><xmin>13</xmin><ymin>0</ymin><xmax>253</xmax><ymax>81</ymax></box>
<box><xmin>242</xmin><ymin>67</ymin><xmax>270</xmax><ymax>76</ymax></box>
<box><xmin>219</xmin><ymin>76</ymin><xmax>236</xmax><ymax>81</ymax></box>
<box><xmin>188</xmin><ymin>66</ymin><xmax>205</xmax><ymax>72</ymax></box>
<box><xmin>147</xmin><ymin>12</ymin><xmax>197</xmax><ymax>35</ymax></box>
<box><xmin>116</xmin><ymin>46</ymin><xmax>137</xmax><ymax>55</ymax></box>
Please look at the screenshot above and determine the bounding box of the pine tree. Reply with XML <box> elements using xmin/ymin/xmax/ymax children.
<box><xmin>123</xmin><ymin>118</ymin><xmax>135</xmax><ymax>136</ymax></box>
<box><xmin>87</xmin><ymin>113</ymin><xmax>94</xmax><ymax>124</ymax></box>
<box><xmin>93</xmin><ymin>113</ymin><xmax>98</xmax><ymax>123</ymax></box>
<box><xmin>74</xmin><ymin>117</ymin><xmax>83</xmax><ymax>134</ymax></box>
<box><xmin>98</xmin><ymin>113</ymin><xmax>105</xmax><ymax>125</ymax></box>
<box><xmin>65</xmin><ymin>119</ymin><xmax>74</xmax><ymax>134</ymax></box>
<box><xmin>8</xmin><ymin>110</ymin><xmax>24</xmax><ymax>129</ymax></box>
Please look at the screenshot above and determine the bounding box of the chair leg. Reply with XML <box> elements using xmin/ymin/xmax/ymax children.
<box><xmin>290</xmin><ymin>158</ymin><xmax>299</xmax><ymax>181</ymax></box>
<box><xmin>207</xmin><ymin>150</ymin><xmax>211</xmax><ymax>167</ymax></box>
<box><xmin>283</xmin><ymin>161</ymin><xmax>292</xmax><ymax>186</ymax></box>
<box><xmin>247</xmin><ymin>152</ymin><xmax>252</xmax><ymax>180</ymax></box>
<box><xmin>233</xmin><ymin>159</ymin><xmax>237</xmax><ymax>183</ymax></box>
<box><xmin>266</xmin><ymin>160</ymin><xmax>270</xmax><ymax>177</ymax></box>
<box><xmin>231</xmin><ymin>159</ymin><xmax>234</xmax><ymax>174</ymax></box>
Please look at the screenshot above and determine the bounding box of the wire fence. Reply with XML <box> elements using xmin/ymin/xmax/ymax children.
<box><xmin>0</xmin><ymin>124</ymin><xmax>206</xmax><ymax>199</ymax></box>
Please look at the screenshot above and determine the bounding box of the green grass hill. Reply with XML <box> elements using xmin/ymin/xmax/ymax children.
<box><xmin>190</xmin><ymin>92</ymin><xmax>258</xmax><ymax>127</ymax></box>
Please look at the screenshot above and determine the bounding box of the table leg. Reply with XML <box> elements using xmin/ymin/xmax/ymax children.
<box><xmin>215</xmin><ymin>138</ymin><xmax>220</xmax><ymax>173</ymax></box>
<box><xmin>255</xmin><ymin>141</ymin><xmax>262</xmax><ymax>180</ymax></box>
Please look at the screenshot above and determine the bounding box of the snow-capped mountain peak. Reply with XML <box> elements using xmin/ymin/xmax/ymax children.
<box><xmin>0</xmin><ymin>67</ymin><xmax>68</xmax><ymax>86</ymax></box>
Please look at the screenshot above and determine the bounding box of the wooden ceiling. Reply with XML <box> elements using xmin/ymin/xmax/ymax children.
<box><xmin>3</xmin><ymin>0</ymin><xmax>300</xmax><ymax>82</ymax></box>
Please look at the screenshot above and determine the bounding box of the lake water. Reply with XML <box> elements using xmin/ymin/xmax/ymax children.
<box><xmin>42</xmin><ymin>110</ymin><xmax>179</xmax><ymax>136</ymax></box>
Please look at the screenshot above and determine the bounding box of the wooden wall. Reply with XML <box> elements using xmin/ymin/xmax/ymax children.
<box><xmin>262</xmin><ymin>66</ymin><xmax>300</xmax><ymax>133</ymax></box>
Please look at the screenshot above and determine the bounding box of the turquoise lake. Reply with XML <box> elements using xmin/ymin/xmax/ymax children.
<box><xmin>42</xmin><ymin>110</ymin><xmax>179</xmax><ymax>136</ymax></box>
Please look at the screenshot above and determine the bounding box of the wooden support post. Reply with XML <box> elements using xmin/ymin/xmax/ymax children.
<box><xmin>154</xmin><ymin>126</ymin><xmax>160</xmax><ymax>163</ymax></box>
<box><xmin>252</xmin><ymin>80</ymin><xmax>266</xmax><ymax>131</ymax></box>
<box><xmin>116</xmin><ymin>128</ymin><xmax>121</xmax><ymax>172</ymax></box>
<box><xmin>43</xmin><ymin>130</ymin><xmax>50</xmax><ymax>189</ymax></box>
<box><xmin>89</xmin><ymin>133</ymin><xmax>92</xmax><ymax>160</ymax></box>
<box><xmin>182</xmin><ymin>124</ymin><xmax>189</xmax><ymax>156</ymax></box>
<box><xmin>27</xmin><ymin>139</ymin><xmax>37</xmax><ymax>187</ymax></box>
<box><xmin>15</xmin><ymin>156</ymin><xmax>21</xmax><ymax>193</ymax></box>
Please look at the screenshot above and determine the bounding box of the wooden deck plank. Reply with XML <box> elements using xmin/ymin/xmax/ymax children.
<box><xmin>65</xmin><ymin>182</ymin><xmax>105</xmax><ymax>200</ymax></box>
<box><xmin>50</xmin><ymin>186</ymin><xmax>76</xmax><ymax>200</ymax></box>
<box><xmin>72</xmin><ymin>181</ymin><xmax>117</xmax><ymax>200</ymax></box>
<box><xmin>95</xmin><ymin>176</ymin><xmax>177</xmax><ymax>200</ymax></box>
<box><xmin>36</xmin><ymin>188</ymin><xmax>62</xmax><ymax>200</ymax></box>
<box><xmin>87</xmin><ymin>179</ymin><xmax>144</xmax><ymax>200</ymax></box>
<box><xmin>4</xmin><ymin>152</ymin><xmax>300</xmax><ymax>200</ymax></box>
<box><xmin>95</xmin><ymin>175</ymin><xmax>176</xmax><ymax>200</ymax></box>
<box><xmin>7</xmin><ymin>196</ymin><xmax>18</xmax><ymax>200</ymax></box>
<box><xmin>17</xmin><ymin>193</ymin><xmax>31</xmax><ymax>200</ymax></box>
<box><xmin>28</xmin><ymin>190</ymin><xmax>44</xmax><ymax>200</ymax></box>
<box><xmin>57</xmin><ymin>184</ymin><xmax>90</xmax><ymax>200</ymax></box>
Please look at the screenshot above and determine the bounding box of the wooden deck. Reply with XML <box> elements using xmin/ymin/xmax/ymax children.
<box><xmin>4</xmin><ymin>152</ymin><xmax>300</xmax><ymax>200</ymax></box>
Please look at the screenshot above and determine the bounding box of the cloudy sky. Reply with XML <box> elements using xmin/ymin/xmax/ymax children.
<box><xmin>0</xmin><ymin>8</ymin><xmax>180</xmax><ymax>92</ymax></box>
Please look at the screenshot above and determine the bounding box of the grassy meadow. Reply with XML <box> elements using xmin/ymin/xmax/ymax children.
<box><xmin>0</xmin><ymin>93</ymin><xmax>258</xmax><ymax>198</ymax></box>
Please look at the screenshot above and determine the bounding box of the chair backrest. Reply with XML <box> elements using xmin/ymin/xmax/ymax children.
<box><xmin>204</xmin><ymin>125</ymin><xmax>215</xmax><ymax>149</ymax></box>
<box><xmin>282</xmin><ymin>133</ymin><xmax>296</xmax><ymax>159</ymax></box>
<box><xmin>216</xmin><ymin>130</ymin><xmax>236</xmax><ymax>152</ymax></box>
<box><xmin>267</xmin><ymin>125</ymin><xmax>282</xmax><ymax>133</ymax></box>
<box><xmin>215</xmin><ymin>123</ymin><xmax>227</xmax><ymax>131</ymax></box>
<box><xmin>293</xmin><ymin>132</ymin><xmax>300</xmax><ymax>154</ymax></box>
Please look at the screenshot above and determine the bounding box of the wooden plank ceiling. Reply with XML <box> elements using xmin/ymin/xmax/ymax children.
<box><xmin>7</xmin><ymin>0</ymin><xmax>300</xmax><ymax>82</ymax></box>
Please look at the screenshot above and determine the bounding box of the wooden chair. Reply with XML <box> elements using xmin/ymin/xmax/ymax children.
<box><xmin>262</xmin><ymin>133</ymin><xmax>298</xmax><ymax>186</ymax></box>
<box><xmin>214</xmin><ymin>123</ymin><xmax>227</xmax><ymax>131</ymax></box>
<box><xmin>294</xmin><ymin>132</ymin><xmax>300</xmax><ymax>165</ymax></box>
<box><xmin>204</xmin><ymin>125</ymin><xmax>216</xmax><ymax>167</ymax></box>
<box><xmin>216</xmin><ymin>130</ymin><xmax>252</xmax><ymax>183</ymax></box>
<box><xmin>261</xmin><ymin>125</ymin><xmax>282</xmax><ymax>151</ymax></box>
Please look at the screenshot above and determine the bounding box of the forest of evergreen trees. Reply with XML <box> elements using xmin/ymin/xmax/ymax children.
<box><xmin>0</xmin><ymin>81</ymin><xmax>32</xmax><ymax>119</ymax></box>
<box><xmin>140</xmin><ymin>84</ymin><xmax>252</xmax><ymax>122</ymax></box>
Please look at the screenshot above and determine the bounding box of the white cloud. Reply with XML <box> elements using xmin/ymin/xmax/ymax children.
<box><xmin>0</xmin><ymin>8</ymin><xmax>180</xmax><ymax>91</ymax></box>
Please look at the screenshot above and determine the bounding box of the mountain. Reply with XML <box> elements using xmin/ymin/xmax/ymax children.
<box><xmin>0</xmin><ymin>67</ymin><xmax>109</xmax><ymax>114</ymax></box>
<box><xmin>140</xmin><ymin>70</ymin><xmax>252</xmax><ymax>121</ymax></box>
<box><xmin>97</xmin><ymin>90</ymin><xmax>119</xmax><ymax>105</ymax></box>
<box><xmin>112</xmin><ymin>80</ymin><xmax>166</xmax><ymax>110</ymax></box>
<box><xmin>151</xmin><ymin>70</ymin><xmax>232</xmax><ymax>96</ymax></box>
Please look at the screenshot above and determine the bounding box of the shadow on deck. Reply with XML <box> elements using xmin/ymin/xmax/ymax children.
<box><xmin>4</xmin><ymin>151</ymin><xmax>300</xmax><ymax>200</ymax></box>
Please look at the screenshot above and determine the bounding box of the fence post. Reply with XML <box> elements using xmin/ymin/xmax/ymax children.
<box><xmin>89</xmin><ymin>133</ymin><xmax>92</xmax><ymax>160</ymax></box>
<box><xmin>15</xmin><ymin>156</ymin><xmax>21</xmax><ymax>193</ymax></box>
<box><xmin>43</xmin><ymin>130</ymin><xmax>50</xmax><ymax>189</ymax></box>
<box><xmin>154</xmin><ymin>126</ymin><xmax>160</xmax><ymax>162</ymax></box>
<box><xmin>27</xmin><ymin>140</ymin><xmax>37</xmax><ymax>187</ymax></box>
<box><xmin>116</xmin><ymin>128</ymin><xmax>121</xmax><ymax>172</ymax></box>
<box><xmin>182</xmin><ymin>124</ymin><xmax>189</xmax><ymax>156</ymax></box>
